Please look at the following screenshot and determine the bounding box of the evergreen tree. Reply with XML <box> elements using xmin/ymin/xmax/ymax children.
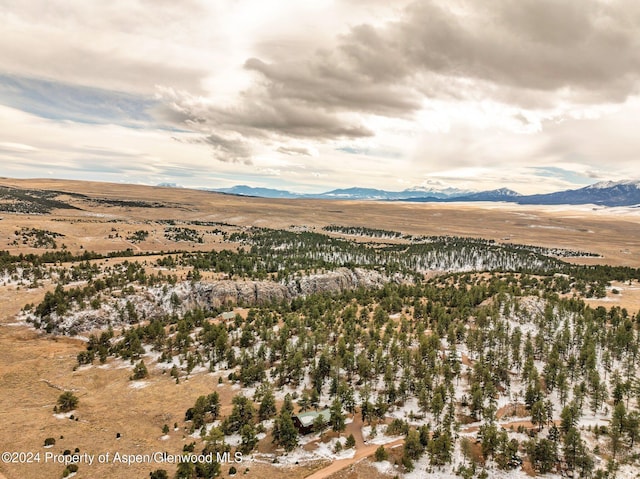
<box><xmin>258</xmin><ymin>388</ymin><xmax>276</xmax><ymax>421</ymax></box>
<box><xmin>223</xmin><ymin>395</ymin><xmax>256</xmax><ymax>434</ymax></box>
<box><xmin>56</xmin><ymin>391</ymin><xmax>79</xmax><ymax>412</ymax></box>
<box><xmin>374</xmin><ymin>445</ymin><xmax>388</xmax><ymax>462</ymax></box>
<box><xmin>273</xmin><ymin>410</ymin><xmax>298</xmax><ymax>451</ymax></box>
<box><xmin>527</xmin><ymin>438</ymin><xmax>557</xmax><ymax>474</ymax></box>
<box><xmin>330</xmin><ymin>398</ymin><xmax>345</xmax><ymax>432</ymax></box>
<box><xmin>312</xmin><ymin>414</ymin><xmax>327</xmax><ymax>433</ymax></box>
<box><xmin>610</xmin><ymin>402</ymin><xmax>626</xmax><ymax>458</ymax></box>
<box><xmin>563</xmin><ymin>427</ymin><xmax>584</xmax><ymax>472</ymax></box>
<box><xmin>239</xmin><ymin>424</ymin><xmax>258</xmax><ymax>454</ymax></box>
<box><xmin>345</xmin><ymin>433</ymin><xmax>356</xmax><ymax>449</ymax></box>
<box><xmin>131</xmin><ymin>360</ymin><xmax>149</xmax><ymax>380</ymax></box>
<box><xmin>404</xmin><ymin>429</ymin><xmax>424</xmax><ymax>460</ymax></box>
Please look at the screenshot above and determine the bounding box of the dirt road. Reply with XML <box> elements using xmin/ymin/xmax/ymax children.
<box><xmin>304</xmin><ymin>415</ymin><xmax>403</xmax><ymax>479</ymax></box>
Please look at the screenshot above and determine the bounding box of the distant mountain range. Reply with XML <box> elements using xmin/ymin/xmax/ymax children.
<box><xmin>516</xmin><ymin>180</ymin><xmax>640</xmax><ymax>207</ymax></box>
<box><xmin>206</xmin><ymin>180</ymin><xmax>640</xmax><ymax>207</ymax></box>
<box><xmin>211</xmin><ymin>185</ymin><xmax>473</xmax><ymax>200</ymax></box>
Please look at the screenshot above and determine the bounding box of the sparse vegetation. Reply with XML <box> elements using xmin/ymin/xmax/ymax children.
<box><xmin>164</xmin><ymin>227</ymin><xmax>203</xmax><ymax>243</ymax></box>
<box><xmin>130</xmin><ymin>360</ymin><xmax>148</xmax><ymax>380</ymax></box>
<box><xmin>126</xmin><ymin>230</ymin><xmax>149</xmax><ymax>243</ymax></box>
<box><xmin>56</xmin><ymin>391</ymin><xmax>78</xmax><ymax>413</ymax></box>
<box><xmin>11</xmin><ymin>228</ymin><xmax>63</xmax><ymax>249</ymax></box>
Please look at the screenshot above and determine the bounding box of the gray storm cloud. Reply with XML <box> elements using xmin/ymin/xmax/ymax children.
<box><xmin>160</xmin><ymin>0</ymin><xmax>640</xmax><ymax>162</ymax></box>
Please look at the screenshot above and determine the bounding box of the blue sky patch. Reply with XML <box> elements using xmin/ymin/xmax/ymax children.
<box><xmin>531</xmin><ymin>167</ymin><xmax>595</xmax><ymax>186</ymax></box>
<box><xmin>0</xmin><ymin>74</ymin><xmax>159</xmax><ymax>127</ymax></box>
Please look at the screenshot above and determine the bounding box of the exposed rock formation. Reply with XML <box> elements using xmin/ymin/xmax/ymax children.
<box><xmin>195</xmin><ymin>280</ymin><xmax>290</xmax><ymax>308</ymax></box>
<box><xmin>25</xmin><ymin>268</ymin><xmax>405</xmax><ymax>334</ymax></box>
<box><xmin>286</xmin><ymin>267</ymin><xmax>389</xmax><ymax>296</ymax></box>
<box><xmin>163</xmin><ymin>267</ymin><xmax>392</xmax><ymax>310</ymax></box>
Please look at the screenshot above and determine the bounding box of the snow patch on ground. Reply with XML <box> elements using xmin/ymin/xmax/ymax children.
<box><xmin>362</xmin><ymin>425</ymin><xmax>403</xmax><ymax>445</ymax></box>
<box><xmin>225</xmin><ymin>434</ymin><xmax>242</xmax><ymax>447</ymax></box>
<box><xmin>53</xmin><ymin>411</ymin><xmax>75</xmax><ymax>419</ymax></box>
<box><xmin>254</xmin><ymin>450</ymin><xmax>319</xmax><ymax>466</ymax></box>
<box><xmin>312</xmin><ymin>438</ymin><xmax>356</xmax><ymax>460</ymax></box>
<box><xmin>129</xmin><ymin>380</ymin><xmax>149</xmax><ymax>389</ymax></box>
<box><xmin>299</xmin><ymin>433</ymin><xmax>321</xmax><ymax>445</ymax></box>
<box><xmin>154</xmin><ymin>355</ymin><xmax>182</xmax><ymax>370</ymax></box>
<box><xmin>371</xmin><ymin>459</ymin><xmax>397</xmax><ymax>475</ymax></box>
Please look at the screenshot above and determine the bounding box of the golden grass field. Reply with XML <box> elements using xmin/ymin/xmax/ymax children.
<box><xmin>0</xmin><ymin>177</ymin><xmax>639</xmax><ymax>479</ymax></box>
<box><xmin>1</xmin><ymin>177</ymin><xmax>640</xmax><ymax>266</ymax></box>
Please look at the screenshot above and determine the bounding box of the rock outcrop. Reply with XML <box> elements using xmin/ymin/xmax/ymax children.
<box><xmin>25</xmin><ymin>268</ymin><xmax>405</xmax><ymax>334</ymax></box>
<box><xmin>286</xmin><ymin>267</ymin><xmax>389</xmax><ymax>296</ymax></box>
<box><xmin>197</xmin><ymin>281</ymin><xmax>291</xmax><ymax>307</ymax></box>
<box><xmin>171</xmin><ymin>267</ymin><xmax>392</xmax><ymax>309</ymax></box>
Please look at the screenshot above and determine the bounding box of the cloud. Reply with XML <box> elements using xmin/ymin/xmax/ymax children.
<box><xmin>0</xmin><ymin>141</ymin><xmax>39</xmax><ymax>154</ymax></box>
<box><xmin>243</xmin><ymin>57</ymin><xmax>421</xmax><ymax>116</ymax></box>
<box><xmin>200</xmin><ymin>133</ymin><xmax>254</xmax><ymax>164</ymax></box>
<box><xmin>276</xmin><ymin>146</ymin><xmax>317</xmax><ymax>157</ymax></box>
<box><xmin>333</xmin><ymin>0</ymin><xmax>640</xmax><ymax>105</ymax></box>
<box><xmin>2</xmin><ymin>1</ymin><xmax>640</xmax><ymax>191</ymax></box>
<box><xmin>156</xmin><ymin>85</ymin><xmax>375</xmax><ymax>164</ymax></box>
<box><xmin>0</xmin><ymin>0</ymin><xmax>209</xmax><ymax>95</ymax></box>
<box><xmin>159</xmin><ymin>0</ymin><xmax>640</xmax><ymax>164</ymax></box>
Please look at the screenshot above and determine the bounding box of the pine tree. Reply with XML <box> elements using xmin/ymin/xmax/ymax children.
<box><xmin>374</xmin><ymin>445</ymin><xmax>388</xmax><ymax>462</ymax></box>
<box><xmin>56</xmin><ymin>391</ymin><xmax>79</xmax><ymax>412</ymax></box>
<box><xmin>131</xmin><ymin>360</ymin><xmax>148</xmax><ymax>380</ymax></box>
<box><xmin>563</xmin><ymin>427</ymin><xmax>583</xmax><ymax>472</ymax></box>
<box><xmin>312</xmin><ymin>414</ymin><xmax>327</xmax><ymax>433</ymax></box>
<box><xmin>330</xmin><ymin>398</ymin><xmax>345</xmax><ymax>432</ymax></box>
<box><xmin>610</xmin><ymin>402</ymin><xmax>626</xmax><ymax>458</ymax></box>
<box><xmin>345</xmin><ymin>433</ymin><xmax>356</xmax><ymax>449</ymax></box>
<box><xmin>273</xmin><ymin>410</ymin><xmax>298</xmax><ymax>451</ymax></box>
<box><xmin>258</xmin><ymin>388</ymin><xmax>276</xmax><ymax>421</ymax></box>
<box><xmin>404</xmin><ymin>429</ymin><xmax>424</xmax><ymax>460</ymax></box>
<box><xmin>223</xmin><ymin>395</ymin><xmax>255</xmax><ymax>434</ymax></box>
<box><xmin>239</xmin><ymin>424</ymin><xmax>258</xmax><ymax>454</ymax></box>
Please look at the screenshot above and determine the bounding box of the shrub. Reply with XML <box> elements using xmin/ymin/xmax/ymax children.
<box><xmin>375</xmin><ymin>445</ymin><xmax>388</xmax><ymax>462</ymax></box>
<box><xmin>57</xmin><ymin>391</ymin><xmax>79</xmax><ymax>412</ymax></box>
<box><xmin>386</xmin><ymin>418</ymin><xmax>409</xmax><ymax>436</ymax></box>
<box><xmin>131</xmin><ymin>360</ymin><xmax>148</xmax><ymax>380</ymax></box>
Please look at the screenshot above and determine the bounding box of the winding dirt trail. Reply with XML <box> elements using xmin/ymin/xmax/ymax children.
<box><xmin>304</xmin><ymin>415</ymin><xmax>403</xmax><ymax>479</ymax></box>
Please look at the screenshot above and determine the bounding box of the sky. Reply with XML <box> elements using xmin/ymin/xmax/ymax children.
<box><xmin>1</xmin><ymin>0</ymin><xmax>639</xmax><ymax>194</ymax></box>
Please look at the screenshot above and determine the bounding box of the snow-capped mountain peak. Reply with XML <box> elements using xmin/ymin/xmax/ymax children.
<box><xmin>585</xmin><ymin>180</ymin><xmax>640</xmax><ymax>189</ymax></box>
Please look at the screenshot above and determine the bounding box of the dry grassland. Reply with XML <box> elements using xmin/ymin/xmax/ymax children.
<box><xmin>1</xmin><ymin>177</ymin><xmax>639</xmax><ymax>265</ymax></box>
<box><xmin>0</xmin><ymin>317</ymin><xmax>326</xmax><ymax>479</ymax></box>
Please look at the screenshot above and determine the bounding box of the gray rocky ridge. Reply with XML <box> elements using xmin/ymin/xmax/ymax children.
<box><xmin>24</xmin><ymin>268</ymin><xmax>400</xmax><ymax>334</ymax></box>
